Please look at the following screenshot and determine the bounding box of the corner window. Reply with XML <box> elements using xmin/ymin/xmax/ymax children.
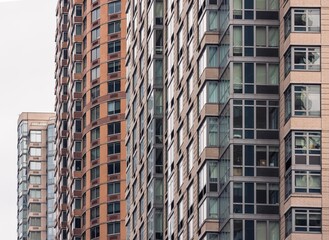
<box><xmin>198</xmin><ymin>117</ymin><xmax>219</xmax><ymax>155</ymax></box>
<box><xmin>285</xmin><ymin>9</ymin><xmax>320</xmax><ymax>37</ymax></box>
<box><xmin>285</xmin><ymin>46</ymin><xmax>320</xmax><ymax>75</ymax></box>
<box><xmin>285</xmin><ymin>208</ymin><xmax>321</xmax><ymax>236</ymax></box>
<box><xmin>285</xmin><ymin>85</ymin><xmax>320</xmax><ymax>122</ymax></box>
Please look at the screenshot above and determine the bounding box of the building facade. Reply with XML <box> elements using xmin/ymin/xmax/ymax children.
<box><xmin>17</xmin><ymin>112</ymin><xmax>56</xmax><ymax>240</ymax></box>
<box><xmin>54</xmin><ymin>0</ymin><xmax>126</xmax><ymax>239</ymax></box>
<box><xmin>125</xmin><ymin>0</ymin><xmax>329</xmax><ymax>240</ymax></box>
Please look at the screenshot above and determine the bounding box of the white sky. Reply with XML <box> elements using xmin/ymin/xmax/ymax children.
<box><xmin>0</xmin><ymin>0</ymin><xmax>57</xmax><ymax>237</ymax></box>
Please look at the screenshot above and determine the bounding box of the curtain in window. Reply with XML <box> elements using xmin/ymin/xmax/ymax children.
<box><xmin>233</xmin><ymin>63</ymin><xmax>242</xmax><ymax>92</ymax></box>
<box><xmin>256</xmin><ymin>0</ymin><xmax>266</xmax><ymax>10</ymax></box>
<box><xmin>256</xmin><ymin>64</ymin><xmax>266</xmax><ymax>84</ymax></box>
<box><xmin>256</xmin><ymin>222</ymin><xmax>266</xmax><ymax>240</ymax></box>
<box><xmin>269</xmin><ymin>221</ymin><xmax>279</xmax><ymax>240</ymax></box>
<box><xmin>208</xmin><ymin>11</ymin><xmax>218</xmax><ymax>31</ymax></box>
<box><xmin>269</xmin><ymin>0</ymin><xmax>279</xmax><ymax>10</ymax></box>
<box><xmin>208</xmin><ymin>46</ymin><xmax>218</xmax><ymax>67</ymax></box>
<box><xmin>233</xmin><ymin>0</ymin><xmax>242</xmax><ymax>10</ymax></box>
<box><xmin>233</xmin><ymin>27</ymin><xmax>242</xmax><ymax>46</ymax></box>
<box><xmin>295</xmin><ymin>174</ymin><xmax>307</xmax><ymax>188</ymax></box>
<box><xmin>269</xmin><ymin>64</ymin><xmax>279</xmax><ymax>84</ymax></box>
<box><xmin>309</xmin><ymin>174</ymin><xmax>321</xmax><ymax>189</ymax></box>
<box><xmin>256</xmin><ymin>27</ymin><xmax>266</xmax><ymax>47</ymax></box>
<box><xmin>269</xmin><ymin>27</ymin><xmax>279</xmax><ymax>47</ymax></box>
<box><xmin>208</xmin><ymin>82</ymin><xmax>219</xmax><ymax>103</ymax></box>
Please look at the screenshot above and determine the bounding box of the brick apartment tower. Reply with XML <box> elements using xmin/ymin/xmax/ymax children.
<box><xmin>17</xmin><ymin>112</ymin><xmax>56</xmax><ymax>240</ymax></box>
<box><xmin>54</xmin><ymin>0</ymin><xmax>126</xmax><ymax>239</ymax></box>
<box><xmin>125</xmin><ymin>0</ymin><xmax>329</xmax><ymax>240</ymax></box>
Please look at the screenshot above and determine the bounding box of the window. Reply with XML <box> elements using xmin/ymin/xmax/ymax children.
<box><xmin>90</xmin><ymin>226</ymin><xmax>100</xmax><ymax>239</ymax></box>
<box><xmin>108</xmin><ymin>21</ymin><xmax>121</xmax><ymax>34</ymax></box>
<box><xmin>198</xmin><ymin>45</ymin><xmax>219</xmax><ymax>76</ymax></box>
<box><xmin>108</xmin><ymin>100</ymin><xmax>120</xmax><ymax>115</ymax></box>
<box><xmin>285</xmin><ymin>208</ymin><xmax>321</xmax><ymax>236</ymax></box>
<box><xmin>30</xmin><ymin>203</ymin><xmax>41</xmax><ymax>212</ymax></box>
<box><xmin>285</xmin><ymin>46</ymin><xmax>320</xmax><ymax>75</ymax></box>
<box><xmin>30</xmin><ymin>148</ymin><xmax>41</xmax><ymax>156</ymax></box>
<box><xmin>90</xmin><ymin>186</ymin><xmax>99</xmax><ymax>200</ymax></box>
<box><xmin>29</xmin><ymin>232</ymin><xmax>41</xmax><ymax>240</ymax></box>
<box><xmin>108</xmin><ymin>40</ymin><xmax>121</xmax><ymax>54</ymax></box>
<box><xmin>30</xmin><ymin>161</ymin><xmax>41</xmax><ymax>170</ymax></box>
<box><xmin>91</xmin><ymin>27</ymin><xmax>100</xmax><ymax>41</ymax></box>
<box><xmin>198</xmin><ymin>117</ymin><xmax>219</xmax><ymax>154</ymax></box>
<box><xmin>285</xmin><ymin>9</ymin><xmax>320</xmax><ymax>37</ymax></box>
<box><xmin>90</xmin><ymin>167</ymin><xmax>100</xmax><ymax>180</ymax></box>
<box><xmin>30</xmin><ymin>175</ymin><xmax>41</xmax><ymax>185</ymax></box>
<box><xmin>75</xmin><ymin>24</ymin><xmax>82</xmax><ymax>35</ymax></box>
<box><xmin>91</xmin><ymin>127</ymin><xmax>100</xmax><ymax>141</ymax></box>
<box><xmin>108</xmin><ymin>182</ymin><xmax>120</xmax><ymax>194</ymax></box>
<box><xmin>178</xmin><ymin>160</ymin><xmax>183</xmax><ymax>188</ymax></box>
<box><xmin>108</xmin><ymin>222</ymin><xmax>120</xmax><ymax>235</ymax></box>
<box><xmin>108</xmin><ymin>142</ymin><xmax>120</xmax><ymax>155</ymax></box>
<box><xmin>285</xmin><ymin>131</ymin><xmax>321</xmax><ymax>170</ymax></box>
<box><xmin>91</xmin><ymin>47</ymin><xmax>100</xmax><ymax>61</ymax></box>
<box><xmin>91</xmin><ymin>8</ymin><xmax>100</xmax><ymax>22</ymax></box>
<box><xmin>285</xmin><ymin>170</ymin><xmax>321</xmax><ymax>197</ymax></box>
<box><xmin>255</xmin><ymin>0</ymin><xmax>279</xmax><ymax>10</ymax></box>
<box><xmin>30</xmin><ymin>189</ymin><xmax>41</xmax><ymax>199</ymax></box>
<box><xmin>108</xmin><ymin>202</ymin><xmax>120</xmax><ymax>214</ymax></box>
<box><xmin>90</xmin><ymin>147</ymin><xmax>100</xmax><ymax>161</ymax></box>
<box><xmin>198</xmin><ymin>10</ymin><xmax>219</xmax><ymax>41</ymax></box>
<box><xmin>198</xmin><ymin>81</ymin><xmax>219</xmax><ymax>112</ymax></box>
<box><xmin>187</xmin><ymin>109</ymin><xmax>193</xmax><ymax>132</ymax></box>
<box><xmin>108</xmin><ymin>80</ymin><xmax>120</xmax><ymax>93</ymax></box>
<box><xmin>187</xmin><ymin>143</ymin><xmax>194</xmax><ymax>172</ymax></box>
<box><xmin>30</xmin><ymin>131</ymin><xmax>41</xmax><ymax>142</ymax></box>
<box><xmin>90</xmin><ymin>86</ymin><xmax>100</xmax><ymax>100</ymax></box>
<box><xmin>90</xmin><ymin>105</ymin><xmax>99</xmax><ymax>122</ymax></box>
<box><xmin>108</xmin><ymin>60</ymin><xmax>121</xmax><ymax>73</ymax></box>
<box><xmin>108</xmin><ymin>162</ymin><xmax>120</xmax><ymax>174</ymax></box>
<box><xmin>255</xmin><ymin>26</ymin><xmax>279</xmax><ymax>47</ymax></box>
<box><xmin>108</xmin><ymin>122</ymin><xmax>121</xmax><ymax>135</ymax></box>
<box><xmin>285</xmin><ymin>85</ymin><xmax>320</xmax><ymax>121</ymax></box>
<box><xmin>108</xmin><ymin>1</ymin><xmax>121</xmax><ymax>14</ymax></box>
<box><xmin>91</xmin><ymin>66</ymin><xmax>100</xmax><ymax>80</ymax></box>
<box><xmin>90</xmin><ymin>206</ymin><xmax>99</xmax><ymax>220</ymax></box>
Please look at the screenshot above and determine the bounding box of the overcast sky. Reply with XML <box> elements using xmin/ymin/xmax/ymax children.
<box><xmin>0</xmin><ymin>0</ymin><xmax>57</xmax><ymax>237</ymax></box>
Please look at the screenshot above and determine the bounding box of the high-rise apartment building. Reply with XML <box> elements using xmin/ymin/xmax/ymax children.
<box><xmin>125</xmin><ymin>0</ymin><xmax>329</xmax><ymax>240</ymax></box>
<box><xmin>54</xmin><ymin>0</ymin><xmax>126</xmax><ymax>239</ymax></box>
<box><xmin>17</xmin><ymin>112</ymin><xmax>56</xmax><ymax>240</ymax></box>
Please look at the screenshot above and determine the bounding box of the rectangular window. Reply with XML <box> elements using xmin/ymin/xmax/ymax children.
<box><xmin>90</xmin><ymin>86</ymin><xmax>100</xmax><ymax>100</ymax></box>
<box><xmin>90</xmin><ymin>186</ymin><xmax>100</xmax><ymax>200</ymax></box>
<box><xmin>108</xmin><ymin>60</ymin><xmax>121</xmax><ymax>73</ymax></box>
<box><xmin>90</xmin><ymin>206</ymin><xmax>99</xmax><ymax>220</ymax></box>
<box><xmin>108</xmin><ymin>182</ymin><xmax>120</xmax><ymax>194</ymax></box>
<box><xmin>108</xmin><ymin>40</ymin><xmax>121</xmax><ymax>54</ymax></box>
<box><xmin>108</xmin><ymin>21</ymin><xmax>121</xmax><ymax>34</ymax></box>
<box><xmin>90</xmin><ymin>147</ymin><xmax>100</xmax><ymax>161</ymax></box>
<box><xmin>108</xmin><ymin>122</ymin><xmax>121</xmax><ymax>135</ymax></box>
<box><xmin>30</xmin><ymin>161</ymin><xmax>41</xmax><ymax>170</ymax></box>
<box><xmin>91</xmin><ymin>8</ymin><xmax>100</xmax><ymax>22</ymax></box>
<box><xmin>198</xmin><ymin>117</ymin><xmax>219</xmax><ymax>155</ymax></box>
<box><xmin>30</xmin><ymin>175</ymin><xmax>41</xmax><ymax>185</ymax></box>
<box><xmin>90</xmin><ymin>166</ymin><xmax>100</xmax><ymax>180</ymax></box>
<box><xmin>30</xmin><ymin>130</ymin><xmax>42</xmax><ymax>142</ymax></box>
<box><xmin>30</xmin><ymin>148</ymin><xmax>41</xmax><ymax>156</ymax></box>
<box><xmin>108</xmin><ymin>162</ymin><xmax>120</xmax><ymax>175</ymax></box>
<box><xmin>90</xmin><ymin>226</ymin><xmax>100</xmax><ymax>238</ymax></box>
<box><xmin>91</xmin><ymin>127</ymin><xmax>100</xmax><ymax>141</ymax></box>
<box><xmin>29</xmin><ymin>217</ymin><xmax>41</xmax><ymax>226</ymax></box>
<box><xmin>30</xmin><ymin>189</ymin><xmax>41</xmax><ymax>199</ymax></box>
<box><xmin>108</xmin><ymin>1</ymin><xmax>121</xmax><ymax>14</ymax></box>
<box><xmin>108</xmin><ymin>100</ymin><xmax>120</xmax><ymax>115</ymax></box>
<box><xmin>108</xmin><ymin>222</ymin><xmax>120</xmax><ymax>235</ymax></box>
<box><xmin>108</xmin><ymin>202</ymin><xmax>120</xmax><ymax>214</ymax></box>
<box><xmin>91</xmin><ymin>27</ymin><xmax>100</xmax><ymax>41</ymax></box>
<box><xmin>91</xmin><ymin>66</ymin><xmax>100</xmax><ymax>80</ymax></box>
<box><xmin>108</xmin><ymin>142</ymin><xmax>120</xmax><ymax>155</ymax></box>
<box><xmin>30</xmin><ymin>203</ymin><xmax>41</xmax><ymax>212</ymax></box>
<box><xmin>90</xmin><ymin>105</ymin><xmax>100</xmax><ymax>122</ymax></box>
<box><xmin>108</xmin><ymin>80</ymin><xmax>121</xmax><ymax>93</ymax></box>
<box><xmin>91</xmin><ymin>47</ymin><xmax>100</xmax><ymax>61</ymax></box>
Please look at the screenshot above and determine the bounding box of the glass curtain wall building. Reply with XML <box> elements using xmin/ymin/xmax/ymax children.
<box><xmin>54</xmin><ymin>0</ymin><xmax>127</xmax><ymax>239</ymax></box>
<box><xmin>17</xmin><ymin>112</ymin><xmax>56</xmax><ymax>240</ymax></box>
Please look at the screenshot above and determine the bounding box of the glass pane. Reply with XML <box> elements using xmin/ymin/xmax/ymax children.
<box><xmin>256</xmin><ymin>27</ymin><xmax>266</xmax><ymax>47</ymax></box>
<box><xmin>256</xmin><ymin>222</ymin><xmax>266</xmax><ymax>240</ymax></box>
<box><xmin>256</xmin><ymin>64</ymin><xmax>266</xmax><ymax>84</ymax></box>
